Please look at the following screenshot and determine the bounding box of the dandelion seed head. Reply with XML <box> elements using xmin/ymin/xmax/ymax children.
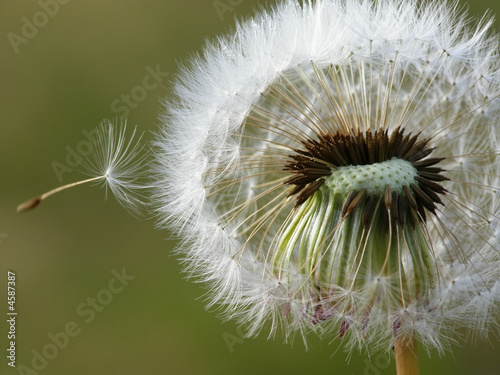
<box><xmin>155</xmin><ymin>0</ymin><xmax>500</xmax><ymax>354</ymax></box>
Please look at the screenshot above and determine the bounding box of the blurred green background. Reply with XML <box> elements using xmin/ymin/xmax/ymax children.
<box><xmin>1</xmin><ymin>1</ymin><xmax>499</xmax><ymax>374</ymax></box>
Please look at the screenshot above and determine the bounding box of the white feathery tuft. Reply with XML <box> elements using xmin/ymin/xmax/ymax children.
<box><xmin>18</xmin><ymin>119</ymin><xmax>149</xmax><ymax>215</ymax></box>
<box><xmin>82</xmin><ymin>119</ymin><xmax>149</xmax><ymax>216</ymax></box>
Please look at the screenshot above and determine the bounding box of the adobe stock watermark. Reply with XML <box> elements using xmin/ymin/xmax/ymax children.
<box><xmin>357</xmin><ymin>351</ymin><xmax>391</xmax><ymax>375</ymax></box>
<box><xmin>7</xmin><ymin>0</ymin><xmax>72</xmax><ymax>54</ymax></box>
<box><xmin>213</xmin><ymin>0</ymin><xmax>244</xmax><ymax>21</ymax></box>
<box><xmin>51</xmin><ymin>127</ymin><xmax>98</xmax><ymax>182</ymax></box>
<box><xmin>15</xmin><ymin>268</ymin><xmax>135</xmax><ymax>375</ymax></box>
<box><xmin>110</xmin><ymin>64</ymin><xmax>170</xmax><ymax>118</ymax></box>
<box><xmin>222</xmin><ymin>326</ymin><xmax>250</xmax><ymax>354</ymax></box>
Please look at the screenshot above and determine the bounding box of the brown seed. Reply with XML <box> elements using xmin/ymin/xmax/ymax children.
<box><xmin>17</xmin><ymin>197</ymin><xmax>41</xmax><ymax>213</ymax></box>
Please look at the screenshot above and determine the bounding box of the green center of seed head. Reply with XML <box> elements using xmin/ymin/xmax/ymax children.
<box><xmin>325</xmin><ymin>157</ymin><xmax>418</xmax><ymax>196</ymax></box>
<box><xmin>272</xmin><ymin>127</ymin><xmax>448</xmax><ymax>324</ymax></box>
<box><xmin>274</xmin><ymin>154</ymin><xmax>438</xmax><ymax>318</ymax></box>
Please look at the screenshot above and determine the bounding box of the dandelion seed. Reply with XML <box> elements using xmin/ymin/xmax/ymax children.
<box><xmin>18</xmin><ymin>119</ymin><xmax>148</xmax><ymax>215</ymax></box>
<box><xmin>154</xmin><ymin>1</ymin><xmax>500</xmax><ymax>373</ymax></box>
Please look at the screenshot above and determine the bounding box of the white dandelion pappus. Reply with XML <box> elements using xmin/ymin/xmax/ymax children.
<box><xmin>81</xmin><ymin>120</ymin><xmax>148</xmax><ymax>215</ymax></box>
<box><xmin>154</xmin><ymin>0</ymin><xmax>500</xmax><ymax>366</ymax></box>
<box><xmin>18</xmin><ymin>119</ymin><xmax>148</xmax><ymax>215</ymax></box>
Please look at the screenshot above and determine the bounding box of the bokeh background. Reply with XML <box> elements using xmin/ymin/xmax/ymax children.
<box><xmin>1</xmin><ymin>0</ymin><xmax>499</xmax><ymax>374</ymax></box>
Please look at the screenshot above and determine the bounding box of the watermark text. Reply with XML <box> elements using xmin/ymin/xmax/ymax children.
<box><xmin>16</xmin><ymin>268</ymin><xmax>134</xmax><ymax>374</ymax></box>
<box><xmin>7</xmin><ymin>0</ymin><xmax>72</xmax><ymax>54</ymax></box>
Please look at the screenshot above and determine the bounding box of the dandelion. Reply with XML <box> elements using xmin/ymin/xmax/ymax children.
<box><xmin>154</xmin><ymin>0</ymin><xmax>500</xmax><ymax>373</ymax></box>
<box><xmin>18</xmin><ymin>119</ymin><xmax>148</xmax><ymax>215</ymax></box>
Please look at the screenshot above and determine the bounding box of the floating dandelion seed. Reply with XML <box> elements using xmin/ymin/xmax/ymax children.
<box><xmin>154</xmin><ymin>0</ymin><xmax>500</xmax><ymax>373</ymax></box>
<box><xmin>18</xmin><ymin>120</ymin><xmax>148</xmax><ymax>215</ymax></box>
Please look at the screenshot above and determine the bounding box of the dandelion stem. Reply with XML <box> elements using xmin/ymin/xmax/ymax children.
<box><xmin>394</xmin><ymin>336</ymin><xmax>419</xmax><ymax>375</ymax></box>
<box><xmin>17</xmin><ymin>175</ymin><xmax>105</xmax><ymax>213</ymax></box>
